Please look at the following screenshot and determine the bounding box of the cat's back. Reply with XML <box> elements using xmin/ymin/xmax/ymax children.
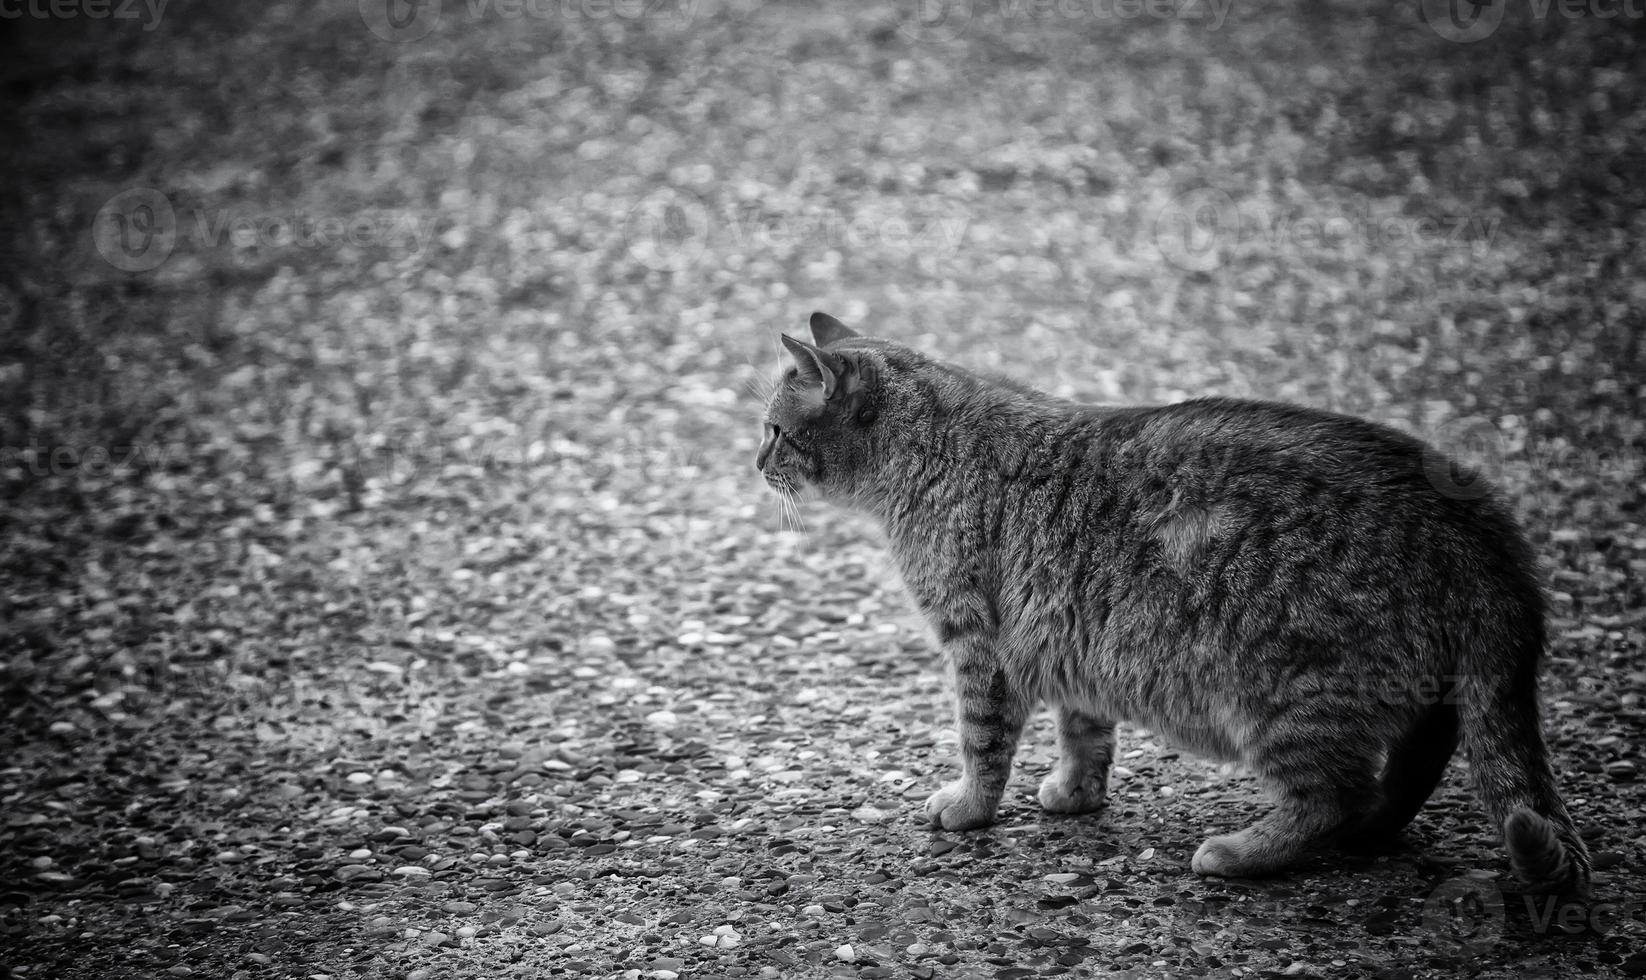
<box><xmin>1131</xmin><ymin>396</ymin><xmax>1429</xmax><ymax>477</ymax></box>
<box><xmin>1094</xmin><ymin>396</ymin><xmax>1495</xmax><ymax>513</ymax></box>
<box><xmin>1096</xmin><ymin>395</ymin><xmax>1537</xmax><ymax>588</ymax></box>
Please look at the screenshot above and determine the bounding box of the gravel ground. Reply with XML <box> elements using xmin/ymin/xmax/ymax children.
<box><xmin>1</xmin><ymin>1</ymin><xmax>1643</xmax><ymax>978</ymax></box>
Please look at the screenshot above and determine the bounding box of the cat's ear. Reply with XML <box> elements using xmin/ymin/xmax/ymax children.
<box><xmin>781</xmin><ymin>333</ymin><xmax>846</xmax><ymax>400</ymax></box>
<box><xmin>809</xmin><ymin>311</ymin><xmax>859</xmax><ymax>347</ymax></box>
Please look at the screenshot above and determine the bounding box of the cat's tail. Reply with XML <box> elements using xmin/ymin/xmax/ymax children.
<box><xmin>1457</xmin><ymin>628</ymin><xmax>1591</xmax><ymax>897</ymax></box>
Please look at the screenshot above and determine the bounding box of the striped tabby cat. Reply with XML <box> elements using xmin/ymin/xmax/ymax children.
<box><xmin>756</xmin><ymin>312</ymin><xmax>1591</xmax><ymax>896</ymax></box>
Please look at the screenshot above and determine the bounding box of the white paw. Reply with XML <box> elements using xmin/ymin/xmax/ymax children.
<box><xmin>1037</xmin><ymin>773</ymin><xmax>1108</xmax><ymax>814</ymax></box>
<box><xmin>924</xmin><ymin>781</ymin><xmax>997</xmax><ymax>831</ymax></box>
<box><xmin>1191</xmin><ymin>835</ymin><xmax>1243</xmax><ymax>877</ymax></box>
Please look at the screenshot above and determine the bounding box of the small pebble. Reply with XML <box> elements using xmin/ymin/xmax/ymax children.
<box><xmin>835</xmin><ymin>944</ymin><xmax>856</xmax><ymax>963</ymax></box>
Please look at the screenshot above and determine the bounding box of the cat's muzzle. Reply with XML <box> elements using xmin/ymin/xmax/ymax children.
<box><xmin>756</xmin><ymin>422</ymin><xmax>782</xmax><ymax>471</ymax></box>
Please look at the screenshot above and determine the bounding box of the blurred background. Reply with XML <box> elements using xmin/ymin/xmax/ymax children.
<box><xmin>1</xmin><ymin>1</ymin><xmax>1643</xmax><ymax>977</ymax></box>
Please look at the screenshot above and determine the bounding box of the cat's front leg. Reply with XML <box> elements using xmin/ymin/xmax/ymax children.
<box><xmin>1038</xmin><ymin>705</ymin><xmax>1116</xmax><ymax>814</ymax></box>
<box><xmin>925</xmin><ymin>627</ymin><xmax>1030</xmax><ymax>831</ymax></box>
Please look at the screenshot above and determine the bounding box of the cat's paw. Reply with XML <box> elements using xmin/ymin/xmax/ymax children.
<box><xmin>1191</xmin><ymin>835</ymin><xmax>1243</xmax><ymax>877</ymax></box>
<box><xmin>924</xmin><ymin>781</ymin><xmax>997</xmax><ymax>831</ymax></box>
<box><xmin>1037</xmin><ymin>773</ymin><xmax>1108</xmax><ymax>814</ymax></box>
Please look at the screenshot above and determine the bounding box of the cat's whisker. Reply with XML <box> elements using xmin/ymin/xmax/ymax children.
<box><xmin>741</xmin><ymin>345</ymin><xmax>784</xmax><ymax>406</ymax></box>
<box><xmin>745</xmin><ymin>373</ymin><xmax>776</xmax><ymax>405</ymax></box>
<box><xmin>780</xmin><ymin>488</ymin><xmax>803</xmax><ymax>535</ymax></box>
<box><xmin>773</xmin><ymin>483</ymin><xmax>807</xmax><ymax>538</ymax></box>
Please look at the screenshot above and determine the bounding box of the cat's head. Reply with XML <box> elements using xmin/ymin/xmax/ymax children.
<box><xmin>756</xmin><ymin>312</ymin><xmax>910</xmax><ymax>501</ymax></box>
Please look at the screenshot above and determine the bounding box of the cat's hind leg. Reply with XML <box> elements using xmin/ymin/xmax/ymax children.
<box><xmin>1348</xmin><ymin>700</ymin><xmax>1459</xmax><ymax>849</ymax></box>
<box><xmin>1038</xmin><ymin>705</ymin><xmax>1116</xmax><ymax>814</ymax></box>
<box><xmin>1193</xmin><ymin>721</ymin><xmax>1380</xmax><ymax>878</ymax></box>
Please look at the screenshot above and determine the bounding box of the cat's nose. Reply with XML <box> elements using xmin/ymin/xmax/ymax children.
<box><xmin>756</xmin><ymin>423</ymin><xmax>780</xmax><ymax>471</ymax></box>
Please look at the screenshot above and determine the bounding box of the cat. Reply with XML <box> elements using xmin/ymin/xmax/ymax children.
<box><xmin>756</xmin><ymin>311</ymin><xmax>1592</xmax><ymax>896</ymax></box>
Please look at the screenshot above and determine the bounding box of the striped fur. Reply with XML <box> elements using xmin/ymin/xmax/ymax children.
<box><xmin>757</xmin><ymin>313</ymin><xmax>1591</xmax><ymax>895</ymax></box>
